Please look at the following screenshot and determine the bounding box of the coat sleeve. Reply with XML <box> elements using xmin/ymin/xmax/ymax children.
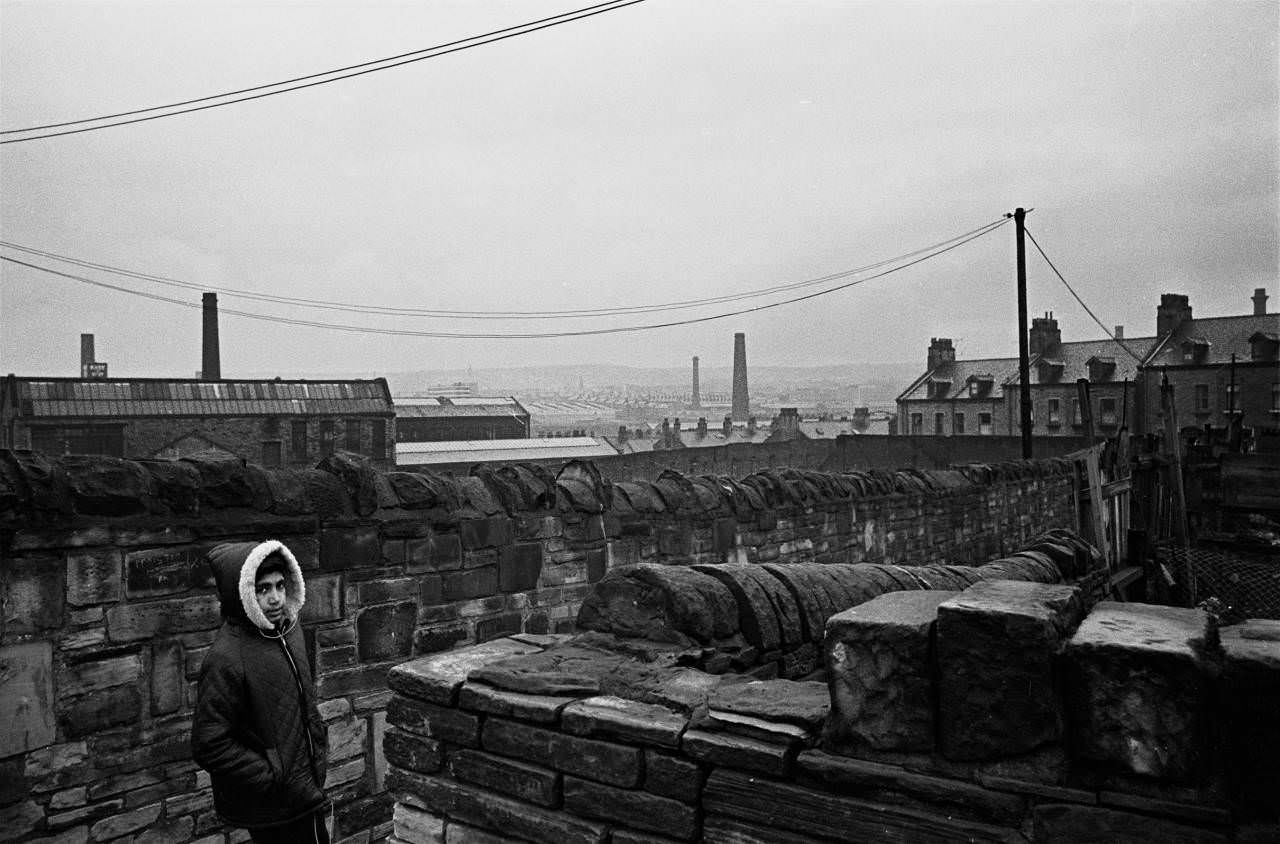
<box><xmin>191</xmin><ymin>654</ymin><xmax>278</xmax><ymax>790</ymax></box>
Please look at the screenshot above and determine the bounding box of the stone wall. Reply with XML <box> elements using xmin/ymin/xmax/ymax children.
<box><xmin>0</xmin><ymin>448</ymin><xmax>1074</xmax><ymax>843</ymax></box>
<box><xmin>383</xmin><ymin>588</ymin><xmax>1278</xmax><ymax>843</ymax></box>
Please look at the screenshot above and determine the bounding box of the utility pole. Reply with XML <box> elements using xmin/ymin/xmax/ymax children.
<box><xmin>1014</xmin><ymin>208</ymin><xmax>1032</xmax><ymax>458</ymax></box>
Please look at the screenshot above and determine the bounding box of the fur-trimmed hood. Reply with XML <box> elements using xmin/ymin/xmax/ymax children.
<box><xmin>206</xmin><ymin>540</ymin><xmax>306</xmax><ymax>632</ymax></box>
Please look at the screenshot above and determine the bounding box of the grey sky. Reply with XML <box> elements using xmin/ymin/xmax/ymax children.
<box><xmin>1</xmin><ymin>0</ymin><xmax>1276</xmax><ymax>381</ymax></box>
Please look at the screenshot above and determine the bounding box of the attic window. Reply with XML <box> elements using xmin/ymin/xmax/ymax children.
<box><xmin>929</xmin><ymin>379</ymin><xmax>952</xmax><ymax>399</ymax></box>
<box><xmin>1038</xmin><ymin>359</ymin><xmax>1065</xmax><ymax>383</ymax></box>
<box><xmin>1086</xmin><ymin>356</ymin><xmax>1117</xmax><ymax>382</ymax></box>
<box><xmin>1250</xmin><ymin>332</ymin><xmax>1279</xmax><ymax>362</ymax></box>
<box><xmin>967</xmin><ymin>375</ymin><xmax>994</xmax><ymax>398</ymax></box>
<box><xmin>1181</xmin><ymin>338</ymin><xmax>1209</xmax><ymax>363</ymax></box>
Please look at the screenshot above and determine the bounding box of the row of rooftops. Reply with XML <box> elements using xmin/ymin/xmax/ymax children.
<box><xmin>900</xmin><ymin>290</ymin><xmax>1278</xmax><ymax>403</ymax></box>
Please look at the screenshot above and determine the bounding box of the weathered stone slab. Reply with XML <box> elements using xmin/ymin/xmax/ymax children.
<box><xmin>824</xmin><ymin>590</ymin><xmax>957</xmax><ymax>752</ymax></box>
<box><xmin>938</xmin><ymin>580</ymin><xmax>1082</xmax><ymax>760</ymax></box>
<box><xmin>797</xmin><ymin>750</ymin><xmax>1026</xmax><ymax>825</ymax></box>
<box><xmin>707</xmin><ymin>679</ymin><xmax>829</xmax><ymax>730</ymax></box>
<box><xmin>703</xmin><ymin>768</ymin><xmax>1023</xmax><ymax>843</ymax></box>
<box><xmin>482</xmin><ymin>717</ymin><xmax>642</xmax><ymax>787</ymax></box>
<box><xmin>761</xmin><ymin>564</ymin><xmax>833</xmax><ymax>645</ymax></box>
<box><xmin>703</xmin><ymin>815</ymin><xmax>825</xmax><ymax>844</ymax></box>
<box><xmin>740</xmin><ymin>566</ymin><xmax>805</xmax><ymax>647</ymax></box>
<box><xmin>106</xmin><ymin>595</ymin><xmax>221</xmax><ymax>642</ymax></box>
<box><xmin>66</xmin><ymin>550</ymin><xmax>122</xmax><ymax>606</ymax></box>
<box><xmin>561</xmin><ymin>695</ymin><xmax>688</xmax><ymax>748</ymax></box>
<box><xmin>387</xmin><ymin>768</ymin><xmax>606</xmax><ymax>844</ymax></box>
<box><xmin>1220</xmin><ymin>619</ymin><xmax>1280</xmax><ymax>817</ymax></box>
<box><xmin>456</xmin><ymin>683</ymin><xmax>578</xmax><ymax>723</ymax></box>
<box><xmin>702</xmin><ymin>710</ymin><xmax>810</xmax><ymax>746</ymax></box>
<box><xmin>449</xmin><ymin>749</ymin><xmax>561</xmax><ymax>807</ymax></box>
<box><xmin>682</xmin><ymin>730</ymin><xmax>794</xmax><ymax>777</ymax></box>
<box><xmin>383</xmin><ymin>726</ymin><xmax>443</xmax><ymax>774</ymax></box>
<box><xmin>692</xmin><ymin>565</ymin><xmax>782</xmax><ymax>651</ymax></box>
<box><xmin>0</xmin><ymin>643</ymin><xmax>55</xmax><ymax>757</ymax></box>
<box><xmin>387</xmin><ymin>639</ymin><xmax>543</xmax><ymax>705</ymax></box>
<box><xmin>1033</xmin><ymin>804</ymin><xmax>1227</xmax><ymax>844</ymax></box>
<box><xmin>563</xmin><ymin>776</ymin><xmax>699</xmax><ymax>840</ymax></box>
<box><xmin>387</xmin><ymin>696</ymin><xmax>480</xmax><ymax>747</ymax></box>
<box><xmin>643</xmin><ymin>751</ymin><xmax>705</xmax><ymax>803</ymax></box>
<box><xmin>1066</xmin><ymin>602</ymin><xmax>1214</xmax><ymax>782</ymax></box>
<box><xmin>392</xmin><ymin>802</ymin><xmax>445</xmax><ymax>844</ymax></box>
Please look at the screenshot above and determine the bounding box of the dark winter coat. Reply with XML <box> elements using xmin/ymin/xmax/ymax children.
<box><xmin>192</xmin><ymin>540</ymin><xmax>329</xmax><ymax>829</ymax></box>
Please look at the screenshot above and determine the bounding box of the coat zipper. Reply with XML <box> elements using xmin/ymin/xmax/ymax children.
<box><xmin>278</xmin><ymin>635</ymin><xmax>321</xmax><ymax>782</ymax></box>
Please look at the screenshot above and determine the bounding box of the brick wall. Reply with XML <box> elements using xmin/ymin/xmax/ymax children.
<box><xmin>0</xmin><ymin>448</ymin><xmax>1074</xmax><ymax>843</ymax></box>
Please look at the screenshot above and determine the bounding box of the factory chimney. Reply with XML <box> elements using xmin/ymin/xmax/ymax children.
<box><xmin>691</xmin><ymin>356</ymin><xmax>701</xmax><ymax>409</ymax></box>
<box><xmin>201</xmin><ymin>292</ymin><xmax>221</xmax><ymax>380</ymax></box>
<box><xmin>730</xmin><ymin>332</ymin><xmax>750</xmax><ymax>421</ymax></box>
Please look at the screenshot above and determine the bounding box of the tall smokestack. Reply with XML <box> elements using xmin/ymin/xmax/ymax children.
<box><xmin>80</xmin><ymin>334</ymin><xmax>95</xmax><ymax>378</ymax></box>
<box><xmin>202</xmin><ymin>292</ymin><xmax>221</xmax><ymax>379</ymax></box>
<box><xmin>691</xmin><ymin>356</ymin><xmax>701</xmax><ymax>409</ymax></box>
<box><xmin>731</xmin><ymin>332</ymin><xmax>749</xmax><ymax>422</ymax></box>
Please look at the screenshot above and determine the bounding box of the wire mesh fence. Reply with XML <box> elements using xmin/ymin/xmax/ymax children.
<box><xmin>1155</xmin><ymin>544</ymin><xmax>1280</xmax><ymax>623</ymax></box>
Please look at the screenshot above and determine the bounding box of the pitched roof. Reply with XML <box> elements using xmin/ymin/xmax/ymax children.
<box><xmin>898</xmin><ymin>357</ymin><xmax>1021</xmax><ymax>401</ymax></box>
<box><xmin>393</xmin><ymin>396</ymin><xmax>528</xmax><ymax>419</ymax></box>
<box><xmin>1010</xmin><ymin>336</ymin><xmax>1157</xmax><ymax>386</ymax></box>
<box><xmin>1145</xmin><ymin>314</ymin><xmax>1280</xmax><ymax>367</ymax></box>
<box><xmin>394</xmin><ymin>436</ymin><xmax>617</xmax><ymax>465</ymax></box>
<box><xmin>2</xmin><ymin>376</ymin><xmax>392</xmax><ymax>418</ymax></box>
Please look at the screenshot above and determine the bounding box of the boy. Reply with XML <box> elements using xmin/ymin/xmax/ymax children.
<box><xmin>192</xmin><ymin>540</ymin><xmax>330</xmax><ymax>844</ymax></box>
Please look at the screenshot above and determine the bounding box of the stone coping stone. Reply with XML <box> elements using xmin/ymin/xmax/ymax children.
<box><xmin>561</xmin><ymin>695</ymin><xmax>689</xmax><ymax>748</ymax></box>
<box><xmin>1066</xmin><ymin>602</ymin><xmax>1215</xmax><ymax>782</ymax></box>
<box><xmin>937</xmin><ymin>580</ymin><xmax>1083</xmax><ymax>761</ymax></box>
<box><xmin>387</xmin><ymin>639</ymin><xmax>544</xmax><ymax>705</ymax></box>
<box><xmin>682</xmin><ymin>730</ymin><xmax>795</xmax><ymax>777</ymax></box>
<box><xmin>575</xmin><ymin>564</ymin><xmax>738</xmax><ymax>645</ymax></box>
<box><xmin>702</xmin><ymin>710</ymin><xmax>812</xmax><ymax>747</ymax></box>
<box><xmin>455</xmin><ymin>683</ymin><xmax>579</xmax><ymax>723</ymax></box>
<box><xmin>691</xmin><ymin>564</ymin><xmax>783</xmax><ymax>652</ymax></box>
<box><xmin>796</xmin><ymin>750</ymin><xmax>1027</xmax><ymax>825</ymax></box>
<box><xmin>824</xmin><ymin>590</ymin><xmax>957</xmax><ymax>753</ymax></box>
<box><xmin>706</xmin><ymin>679</ymin><xmax>829</xmax><ymax>730</ymax></box>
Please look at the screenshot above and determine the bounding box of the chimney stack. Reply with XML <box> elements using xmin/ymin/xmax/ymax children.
<box><xmin>1156</xmin><ymin>293</ymin><xmax>1193</xmax><ymax>336</ymax></box>
<box><xmin>1029</xmin><ymin>313</ymin><xmax>1061</xmax><ymax>356</ymax></box>
<box><xmin>202</xmin><ymin>292</ymin><xmax>221</xmax><ymax>380</ymax></box>
<box><xmin>927</xmin><ymin>337</ymin><xmax>956</xmax><ymax>371</ymax></box>
<box><xmin>731</xmin><ymin>333</ymin><xmax>750</xmax><ymax>421</ymax></box>
<box><xmin>80</xmin><ymin>334</ymin><xmax>95</xmax><ymax>378</ymax></box>
<box><xmin>1114</xmin><ymin>325</ymin><xmax>1124</xmax><ymax>340</ymax></box>
<box><xmin>1254</xmin><ymin>287</ymin><xmax>1269</xmax><ymax>316</ymax></box>
<box><xmin>696</xmin><ymin>417</ymin><xmax>708</xmax><ymax>438</ymax></box>
<box><xmin>723</xmin><ymin>415</ymin><xmax>733</xmax><ymax>438</ymax></box>
<box><xmin>691</xmin><ymin>356</ymin><xmax>701</xmax><ymax>409</ymax></box>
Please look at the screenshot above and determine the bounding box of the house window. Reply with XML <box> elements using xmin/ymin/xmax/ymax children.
<box><xmin>1195</xmin><ymin>384</ymin><xmax>1210</xmax><ymax>413</ymax></box>
<box><xmin>978</xmin><ymin>413</ymin><xmax>993</xmax><ymax>435</ymax></box>
<box><xmin>934</xmin><ymin>413</ymin><xmax>945</xmax><ymax>435</ymax></box>
<box><xmin>1072</xmin><ymin>399</ymin><xmax>1082</xmax><ymax>426</ymax></box>
<box><xmin>1047</xmin><ymin>399</ymin><xmax>1061</xmax><ymax>426</ymax></box>
<box><xmin>969</xmin><ymin>382</ymin><xmax>978</xmax><ymax>397</ymax></box>
<box><xmin>953</xmin><ymin>412</ymin><xmax>965</xmax><ymax>434</ymax></box>
<box><xmin>345</xmin><ymin>420</ymin><xmax>362</xmax><ymax>452</ymax></box>
<box><xmin>1099</xmin><ymin>398</ymin><xmax>1117</xmax><ymax>427</ymax></box>
<box><xmin>910</xmin><ymin>413</ymin><xmax>923</xmax><ymax>435</ymax></box>
<box><xmin>371</xmin><ymin>419</ymin><xmax>387</xmax><ymax>459</ymax></box>
<box><xmin>291</xmin><ymin>420</ymin><xmax>308</xmax><ymax>460</ymax></box>
<box><xmin>320</xmin><ymin>420</ymin><xmax>335</xmax><ymax>456</ymax></box>
<box><xmin>262</xmin><ymin>441</ymin><xmax>282</xmax><ymax>467</ymax></box>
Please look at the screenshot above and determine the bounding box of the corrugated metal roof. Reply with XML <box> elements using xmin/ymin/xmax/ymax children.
<box><xmin>11</xmin><ymin>378</ymin><xmax>391</xmax><ymax>418</ymax></box>
<box><xmin>395</xmin><ymin>437</ymin><xmax>617</xmax><ymax>465</ymax></box>
<box><xmin>395</xmin><ymin>403</ymin><xmax>527</xmax><ymax>419</ymax></box>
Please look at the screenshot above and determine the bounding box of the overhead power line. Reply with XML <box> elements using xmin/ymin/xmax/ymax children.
<box><xmin>0</xmin><ymin>0</ymin><xmax>644</xmax><ymax>144</ymax></box>
<box><xmin>1023</xmin><ymin>226</ymin><xmax>1144</xmax><ymax>364</ymax></box>
<box><xmin>0</xmin><ymin>218</ymin><xmax>1006</xmax><ymax>319</ymax></box>
<box><xmin>0</xmin><ymin>218</ymin><xmax>1008</xmax><ymax>339</ymax></box>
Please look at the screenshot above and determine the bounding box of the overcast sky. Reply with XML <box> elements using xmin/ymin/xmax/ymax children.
<box><xmin>1</xmin><ymin>0</ymin><xmax>1276</xmax><ymax>381</ymax></box>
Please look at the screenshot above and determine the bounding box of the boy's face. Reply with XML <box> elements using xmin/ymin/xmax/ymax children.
<box><xmin>255</xmin><ymin>570</ymin><xmax>287</xmax><ymax>626</ymax></box>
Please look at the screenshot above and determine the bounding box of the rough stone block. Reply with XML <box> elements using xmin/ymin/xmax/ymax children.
<box><xmin>692</xmin><ymin>564</ymin><xmax>783</xmax><ymax>652</ymax></box>
<box><xmin>392</xmin><ymin>803</ymin><xmax>445</xmax><ymax>844</ymax></box>
<box><xmin>0</xmin><ymin>643</ymin><xmax>55</xmax><ymax>757</ymax></box>
<box><xmin>475</xmin><ymin>613</ymin><xmax>522</xmax><ymax>643</ymax></box>
<box><xmin>328</xmin><ymin>716</ymin><xmax>368</xmax><ymax>762</ymax></box>
<box><xmin>151</xmin><ymin>639</ymin><xmax>184</xmax><ymax>716</ymax></box>
<box><xmin>66</xmin><ymin>550</ymin><xmax>122</xmax><ymax>606</ymax></box>
<box><xmin>124</xmin><ymin>546</ymin><xmax>210</xmax><ymax>598</ymax></box>
<box><xmin>1033</xmin><ymin>803</ymin><xmax>1227</xmax><ymax>844</ymax></box>
<box><xmin>563</xmin><ymin>776</ymin><xmax>699</xmax><ymax>840</ymax></box>
<box><xmin>61</xmin><ymin>650</ymin><xmax>142</xmax><ymax>697</ymax></box>
<box><xmin>63</xmin><ymin>684</ymin><xmax>143</xmax><ymax>737</ymax></box>
<box><xmin>318</xmin><ymin>662</ymin><xmax>396</xmax><ymax>699</ymax></box>
<box><xmin>682</xmin><ymin>730</ymin><xmax>794</xmax><ymax>777</ymax></box>
<box><xmin>457</xmin><ymin>683</ymin><xmax>577</xmax><ymax>723</ymax></box>
<box><xmin>575</xmin><ymin>564</ymin><xmax>737</xmax><ymax>645</ymax></box>
<box><xmin>482</xmin><ymin>717</ymin><xmax>642</xmax><ymax>787</ymax></box>
<box><xmin>303</xmin><ymin>573</ymin><xmax>343</xmax><ymax>623</ymax></box>
<box><xmin>4</xmin><ymin>555</ymin><xmax>64</xmax><ymax>634</ymax></box>
<box><xmin>937</xmin><ymin>579</ymin><xmax>1083</xmax><ymax>760</ymax></box>
<box><xmin>561</xmin><ymin>695</ymin><xmax>688</xmax><ymax>748</ymax></box>
<box><xmin>387</xmin><ymin>696</ymin><xmax>480</xmax><ymax>747</ymax></box>
<box><xmin>443</xmin><ymin>568</ymin><xmax>499</xmax><ymax>602</ymax></box>
<box><xmin>407</xmin><ymin>533</ymin><xmax>463</xmax><ymax>573</ymax></box>
<box><xmin>824</xmin><ymin>590</ymin><xmax>957</xmax><ymax>752</ymax></box>
<box><xmin>414</xmin><ymin>626</ymin><xmax>470</xmax><ymax>656</ymax></box>
<box><xmin>387</xmin><ymin>640</ymin><xmax>542</xmax><ymax>705</ymax></box>
<box><xmin>106</xmin><ymin>595</ymin><xmax>221</xmax><ymax>642</ymax></box>
<box><xmin>449</xmin><ymin>749</ymin><xmax>561</xmax><ymax>807</ymax></box>
<box><xmin>383</xmin><ymin>726</ymin><xmax>443</xmax><ymax>774</ymax></box>
<box><xmin>1220</xmin><ymin>619</ymin><xmax>1280</xmax><ymax>816</ymax></box>
<box><xmin>459</xmin><ymin>517</ymin><xmax>514</xmax><ymax>550</ymax></box>
<box><xmin>1066</xmin><ymin>602</ymin><xmax>1215</xmax><ymax>782</ymax></box>
<box><xmin>643</xmin><ymin>751</ymin><xmax>705</xmax><ymax>803</ymax></box>
<box><xmin>321</xmin><ymin>526</ymin><xmax>382</xmax><ymax>570</ymax></box>
<box><xmin>358</xmin><ymin>577</ymin><xmax>420</xmax><ymax>605</ymax></box>
<box><xmin>585</xmin><ymin>548</ymin><xmax>606</xmax><ymax>584</ymax></box>
<box><xmin>357</xmin><ymin>601</ymin><xmax>416</xmax><ymax>661</ymax></box>
<box><xmin>499</xmin><ymin>543</ymin><xmax>543</xmax><ymax>592</ymax></box>
<box><xmin>89</xmin><ymin>801</ymin><xmax>162</xmax><ymax>840</ymax></box>
<box><xmin>707</xmin><ymin>679</ymin><xmax>829</xmax><ymax>731</ymax></box>
<box><xmin>386</xmin><ymin>769</ymin><xmax>606</xmax><ymax>844</ymax></box>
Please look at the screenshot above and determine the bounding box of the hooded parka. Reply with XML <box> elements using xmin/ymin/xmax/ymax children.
<box><xmin>192</xmin><ymin>540</ymin><xmax>328</xmax><ymax>829</ymax></box>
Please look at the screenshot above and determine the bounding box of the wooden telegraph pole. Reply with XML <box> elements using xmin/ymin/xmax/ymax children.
<box><xmin>1014</xmin><ymin>208</ymin><xmax>1032</xmax><ymax>458</ymax></box>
